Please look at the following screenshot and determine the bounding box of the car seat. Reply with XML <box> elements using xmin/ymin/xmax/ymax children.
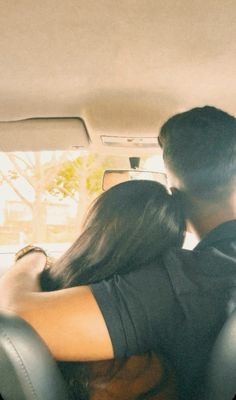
<box><xmin>1</xmin><ymin>309</ymin><xmax>236</xmax><ymax>400</ymax></box>
<box><xmin>0</xmin><ymin>311</ymin><xmax>69</xmax><ymax>400</ymax></box>
<box><xmin>205</xmin><ymin>308</ymin><xmax>236</xmax><ymax>400</ymax></box>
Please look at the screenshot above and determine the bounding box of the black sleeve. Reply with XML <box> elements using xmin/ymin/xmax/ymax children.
<box><xmin>90</xmin><ymin>261</ymin><xmax>178</xmax><ymax>358</ymax></box>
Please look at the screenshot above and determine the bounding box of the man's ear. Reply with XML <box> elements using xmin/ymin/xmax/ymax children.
<box><xmin>165</xmin><ymin>167</ymin><xmax>182</xmax><ymax>192</ymax></box>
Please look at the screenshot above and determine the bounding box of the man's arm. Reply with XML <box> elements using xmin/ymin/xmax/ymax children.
<box><xmin>0</xmin><ymin>253</ymin><xmax>114</xmax><ymax>361</ymax></box>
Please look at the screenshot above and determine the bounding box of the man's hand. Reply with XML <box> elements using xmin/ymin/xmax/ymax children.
<box><xmin>0</xmin><ymin>254</ymin><xmax>114</xmax><ymax>361</ymax></box>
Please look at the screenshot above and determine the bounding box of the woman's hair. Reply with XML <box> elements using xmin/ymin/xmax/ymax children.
<box><xmin>40</xmin><ymin>179</ymin><xmax>185</xmax><ymax>400</ymax></box>
<box><xmin>41</xmin><ymin>179</ymin><xmax>185</xmax><ymax>291</ymax></box>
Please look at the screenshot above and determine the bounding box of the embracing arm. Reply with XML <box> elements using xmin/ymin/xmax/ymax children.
<box><xmin>0</xmin><ymin>253</ymin><xmax>113</xmax><ymax>361</ymax></box>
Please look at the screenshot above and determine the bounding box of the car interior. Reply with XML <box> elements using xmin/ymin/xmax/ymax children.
<box><xmin>0</xmin><ymin>1</ymin><xmax>236</xmax><ymax>399</ymax></box>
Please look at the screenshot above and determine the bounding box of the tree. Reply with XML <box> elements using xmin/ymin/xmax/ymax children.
<box><xmin>0</xmin><ymin>152</ymin><xmax>64</xmax><ymax>242</ymax></box>
<box><xmin>46</xmin><ymin>153</ymin><xmax>121</xmax><ymax>224</ymax></box>
<box><xmin>0</xmin><ymin>151</ymin><xmax>124</xmax><ymax>243</ymax></box>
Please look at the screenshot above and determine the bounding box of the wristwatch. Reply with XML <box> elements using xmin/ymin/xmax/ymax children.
<box><xmin>15</xmin><ymin>245</ymin><xmax>52</xmax><ymax>268</ymax></box>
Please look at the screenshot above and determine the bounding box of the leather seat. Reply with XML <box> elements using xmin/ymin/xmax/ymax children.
<box><xmin>205</xmin><ymin>308</ymin><xmax>236</xmax><ymax>400</ymax></box>
<box><xmin>1</xmin><ymin>309</ymin><xmax>236</xmax><ymax>400</ymax></box>
<box><xmin>0</xmin><ymin>311</ymin><xmax>68</xmax><ymax>400</ymax></box>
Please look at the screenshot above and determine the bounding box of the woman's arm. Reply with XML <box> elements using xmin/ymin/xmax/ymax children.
<box><xmin>0</xmin><ymin>253</ymin><xmax>114</xmax><ymax>361</ymax></box>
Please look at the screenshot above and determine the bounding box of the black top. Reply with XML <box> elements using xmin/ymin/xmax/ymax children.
<box><xmin>91</xmin><ymin>220</ymin><xmax>236</xmax><ymax>400</ymax></box>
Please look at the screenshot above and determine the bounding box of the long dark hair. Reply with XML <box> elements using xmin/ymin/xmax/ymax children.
<box><xmin>42</xmin><ymin>180</ymin><xmax>185</xmax><ymax>290</ymax></box>
<box><xmin>40</xmin><ymin>179</ymin><xmax>185</xmax><ymax>399</ymax></box>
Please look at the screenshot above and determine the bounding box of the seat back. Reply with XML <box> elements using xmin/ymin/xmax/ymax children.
<box><xmin>1</xmin><ymin>309</ymin><xmax>236</xmax><ymax>400</ymax></box>
<box><xmin>205</xmin><ymin>308</ymin><xmax>236</xmax><ymax>400</ymax></box>
<box><xmin>0</xmin><ymin>311</ymin><xmax>69</xmax><ymax>400</ymax></box>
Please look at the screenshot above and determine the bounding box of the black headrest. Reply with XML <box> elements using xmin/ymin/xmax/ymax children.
<box><xmin>0</xmin><ymin>311</ymin><xmax>69</xmax><ymax>400</ymax></box>
<box><xmin>205</xmin><ymin>308</ymin><xmax>236</xmax><ymax>400</ymax></box>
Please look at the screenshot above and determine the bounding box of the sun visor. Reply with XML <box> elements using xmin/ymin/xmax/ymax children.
<box><xmin>0</xmin><ymin>118</ymin><xmax>89</xmax><ymax>152</ymax></box>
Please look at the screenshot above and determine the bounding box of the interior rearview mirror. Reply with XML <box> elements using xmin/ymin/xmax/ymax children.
<box><xmin>102</xmin><ymin>170</ymin><xmax>167</xmax><ymax>191</ymax></box>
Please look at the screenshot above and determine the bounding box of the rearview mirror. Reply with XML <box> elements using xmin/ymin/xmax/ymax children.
<box><xmin>102</xmin><ymin>170</ymin><xmax>167</xmax><ymax>191</ymax></box>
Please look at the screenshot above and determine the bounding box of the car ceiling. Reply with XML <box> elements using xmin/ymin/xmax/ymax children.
<box><xmin>0</xmin><ymin>0</ymin><xmax>236</xmax><ymax>154</ymax></box>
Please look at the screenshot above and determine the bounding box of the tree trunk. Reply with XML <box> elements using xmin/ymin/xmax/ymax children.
<box><xmin>31</xmin><ymin>153</ymin><xmax>47</xmax><ymax>243</ymax></box>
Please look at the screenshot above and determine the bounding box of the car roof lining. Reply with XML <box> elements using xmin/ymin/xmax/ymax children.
<box><xmin>0</xmin><ymin>0</ymin><xmax>236</xmax><ymax>153</ymax></box>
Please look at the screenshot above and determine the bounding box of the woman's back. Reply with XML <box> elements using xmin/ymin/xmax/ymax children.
<box><xmin>41</xmin><ymin>180</ymin><xmax>184</xmax><ymax>399</ymax></box>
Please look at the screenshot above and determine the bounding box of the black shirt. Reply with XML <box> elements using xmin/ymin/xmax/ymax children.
<box><xmin>91</xmin><ymin>220</ymin><xmax>236</xmax><ymax>400</ymax></box>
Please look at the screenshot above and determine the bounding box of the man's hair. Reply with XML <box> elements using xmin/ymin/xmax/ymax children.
<box><xmin>159</xmin><ymin>106</ymin><xmax>236</xmax><ymax>200</ymax></box>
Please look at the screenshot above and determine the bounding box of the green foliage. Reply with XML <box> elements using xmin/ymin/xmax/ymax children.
<box><xmin>7</xmin><ymin>170</ymin><xmax>19</xmax><ymax>180</ymax></box>
<box><xmin>46</xmin><ymin>154</ymin><xmax>116</xmax><ymax>200</ymax></box>
<box><xmin>47</xmin><ymin>158</ymin><xmax>81</xmax><ymax>198</ymax></box>
<box><xmin>0</xmin><ymin>151</ymin><xmax>127</xmax><ymax>243</ymax></box>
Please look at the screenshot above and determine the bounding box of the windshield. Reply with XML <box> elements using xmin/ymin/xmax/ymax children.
<box><xmin>0</xmin><ymin>151</ymin><xmax>128</xmax><ymax>272</ymax></box>
<box><xmin>0</xmin><ymin>150</ymin><xmax>197</xmax><ymax>275</ymax></box>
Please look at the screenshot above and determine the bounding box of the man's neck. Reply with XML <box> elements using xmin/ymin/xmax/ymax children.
<box><xmin>185</xmin><ymin>193</ymin><xmax>236</xmax><ymax>239</ymax></box>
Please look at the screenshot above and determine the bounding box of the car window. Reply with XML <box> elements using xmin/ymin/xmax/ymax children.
<box><xmin>0</xmin><ymin>150</ymin><xmax>197</xmax><ymax>275</ymax></box>
<box><xmin>0</xmin><ymin>150</ymin><xmax>129</xmax><ymax>274</ymax></box>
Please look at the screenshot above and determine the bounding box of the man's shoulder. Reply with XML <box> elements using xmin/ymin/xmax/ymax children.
<box><xmin>106</xmin><ymin>242</ymin><xmax>236</xmax><ymax>300</ymax></box>
<box><xmin>91</xmin><ymin>247</ymin><xmax>203</xmax><ymax>299</ymax></box>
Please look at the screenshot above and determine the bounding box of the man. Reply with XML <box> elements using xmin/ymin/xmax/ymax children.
<box><xmin>0</xmin><ymin>106</ymin><xmax>236</xmax><ymax>399</ymax></box>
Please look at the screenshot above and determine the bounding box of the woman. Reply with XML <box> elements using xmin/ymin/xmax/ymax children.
<box><xmin>19</xmin><ymin>180</ymin><xmax>185</xmax><ymax>399</ymax></box>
